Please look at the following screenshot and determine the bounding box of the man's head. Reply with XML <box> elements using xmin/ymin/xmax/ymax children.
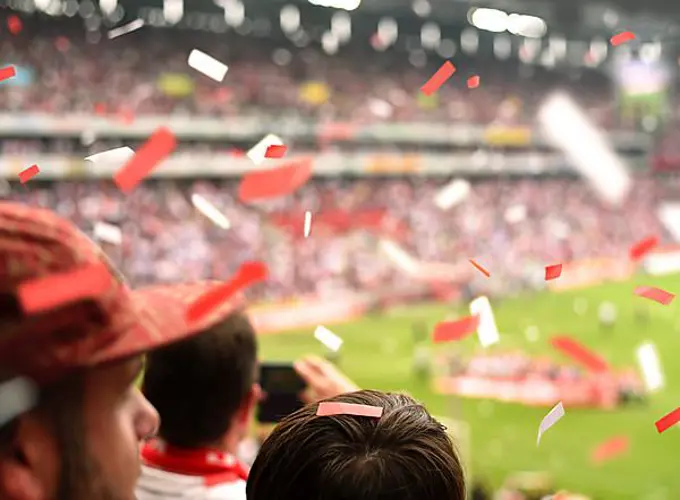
<box><xmin>246</xmin><ymin>389</ymin><xmax>466</xmax><ymax>500</ymax></box>
<box><xmin>142</xmin><ymin>311</ymin><xmax>259</xmax><ymax>451</ymax></box>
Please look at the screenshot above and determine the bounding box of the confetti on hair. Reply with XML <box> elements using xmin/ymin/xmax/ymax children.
<box><xmin>591</xmin><ymin>435</ymin><xmax>629</xmax><ymax>464</ymax></box>
<box><xmin>634</xmin><ymin>286</ymin><xmax>675</xmax><ymax>306</ymax></box>
<box><xmin>467</xmin><ymin>75</ymin><xmax>480</xmax><ymax>89</ymax></box>
<box><xmin>0</xmin><ymin>65</ymin><xmax>16</xmax><ymax>84</ymax></box>
<box><xmin>18</xmin><ymin>263</ymin><xmax>112</xmax><ymax>314</ymax></box>
<box><xmin>7</xmin><ymin>15</ymin><xmax>22</xmax><ymax>35</ymax></box>
<box><xmin>191</xmin><ymin>193</ymin><xmax>231</xmax><ymax>230</ymax></box>
<box><xmin>107</xmin><ymin>18</ymin><xmax>145</xmax><ymax>39</ymax></box>
<box><xmin>314</xmin><ymin>325</ymin><xmax>343</xmax><ymax>352</ymax></box>
<box><xmin>304</xmin><ymin>210</ymin><xmax>312</xmax><ymax>238</ymax></box>
<box><xmin>317</xmin><ymin>402</ymin><xmax>383</xmax><ymax>418</ymax></box>
<box><xmin>469</xmin><ymin>259</ymin><xmax>490</xmax><ymax>278</ymax></box>
<box><xmin>113</xmin><ymin>127</ymin><xmax>176</xmax><ymax>194</ymax></box>
<box><xmin>18</xmin><ymin>164</ymin><xmax>39</xmax><ymax>184</ymax></box>
<box><xmin>0</xmin><ymin>378</ymin><xmax>37</xmax><ymax>428</ymax></box>
<box><xmin>655</xmin><ymin>407</ymin><xmax>680</xmax><ymax>434</ymax></box>
<box><xmin>186</xmin><ymin>262</ymin><xmax>268</xmax><ymax>324</ymax></box>
<box><xmin>187</xmin><ymin>49</ymin><xmax>229</xmax><ymax>82</ymax></box>
<box><xmin>610</xmin><ymin>31</ymin><xmax>635</xmax><ymax>46</ymax></box>
<box><xmin>629</xmin><ymin>235</ymin><xmax>658</xmax><ymax>260</ymax></box>
<box><xmin>238</xmin><ymin>158</ymin><xmax>313</xmax><ymax>203</ymax></box>
<box><xmin>551</xmin><ymin>336</ymin><xmax>609</xmax><ymax>373</ymax></box>
<box><xmin>537</xmin><ymin>401</ymin><xmax>565</xmax><ymax>446</ymax></box>
<box><xmin>545</xmin><ymin>263</ymin><xmax>562</xmax><ymax>281</ymax></box>
<box><xmin>420</xmin><ymin>61</ymin><xmax>456</xmax><ymax>96</ymax></box>
<box><xmin>265</xmin><ymin>144</ymin><xmax>288</xmax><ymax>159</ymax></box>
<box><xmin>433</xmin><ymin>315</ymin><xmax>479</xmax><ymax>343</ymax></box>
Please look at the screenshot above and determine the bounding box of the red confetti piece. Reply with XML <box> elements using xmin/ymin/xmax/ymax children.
<box><xmin>420</xmin><ymin>61</ymin><xmax>456</xmax><ymax>96</ymax></box>
<box><xmin>238</xmin><ymin>158</ymin><xmax>313</xmax><ymax>203</ymax></box>
<box><xmin>610</xmin><ymin>31</ymin><xmax>635</xmax><ymax>46</ymax></box>
<box><xmin>186</xmin><ymin>261</ymin><xmax>268</xmax><ymax>324</ymax></box>
<box><xmin>634</xmin><ymin>286</ymin><xmax>675</xmax><ymax>306</ymax></box>
<box><xmin>545</xmin><ymin>264</ymin><xmax>562</xmax><ymax>281</ymax></box>
<box><xmin>0</xmin><ymin>66</ymin><xmax>16</xmax><ymax>84</ymax></box>
<box><xmin>551</xmin><ymin>336</ymin><xmax>609</xmax><ymax>373</ymax></box>
<box><xmin>265</xmin><ymin>144</ymin><xmax>287</xmax><ymax>159</ymax></box>
<box><xmin>18</xmin><ymin>263</ymin><xmax>112</xmax><ymax>314</ymax></box>
<box><xmin>7</xmin><ymin>15</ymin><xmax>22</xmax><ymax>35</ymax></box>
<box><xmin>317</xmin><ymin>402</ymin><xmax>383</xmax><ymax>418</ymax></box>
<box><xmin>655</xmin><ymin>406</ymin><xmax>680</xmax><ymax>434</ymax></box>
<box><xmin>18</xmin><ymin>165</ymin><xmax>40</xmax><ymax>184</ymax></box>
<box><xmin>469</xmin><ymin>259</ymin><xmax>490</xmax><ymax>278</ymax></box>
<box><xmin>94</xmin><ymin>103</ymin><xmax>107</xmax><ymax>116</ymax></box>
<box><xmin>467</xmin><ymin>75</ymin><xmax>480</xmax><ymax>89</ymax></box>
<box><xmin>114</xmin><ymin>127</ymin><xmax>176</xmax><ymax>194</ymax></box>
<box><xmin>629</xmin><ymin>236</ymin><xmax>658</xmax><ymax>260</ymax></box>
<box><xmin>591</xmin><ymin>436</ymin><xmax>629</xmax><ymax>464</ymax></box>
<box><xmin>433</xmin><ymin>315</ymin><xmax>479</xmax><ymax>343</ymax></box>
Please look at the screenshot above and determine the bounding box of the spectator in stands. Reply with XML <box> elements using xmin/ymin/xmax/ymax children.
<box><xmin>137</xmin><ymin>309</ymin><xmax>358</xmax><ymax>500</ymax></box>
<box><xmin>0</xmin><ymin>202</ymin><xmax>241</xmax><ymax>500</ymax></box>
<box><xmin>246</xmin><ymin>390</ymin><xmax>466</xmax><ymax>500</ymax></box>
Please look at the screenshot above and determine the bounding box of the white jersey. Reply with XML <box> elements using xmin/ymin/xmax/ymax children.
<box><xmin>136</xmin><ymin>465</ymin><xmax>246</xmax><ymax>500</ymax></box>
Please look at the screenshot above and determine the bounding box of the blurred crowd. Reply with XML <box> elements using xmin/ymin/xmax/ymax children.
<box><xmin>4</xmin><ymin>174</ymin><xmax>668</xmax><ymax>301</ymax></box>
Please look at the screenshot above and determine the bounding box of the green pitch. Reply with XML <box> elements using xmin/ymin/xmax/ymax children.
<box><xmin>258</xmin><ymin>274</ymin><xmax>680</xmax><ymax>499</ymax></box>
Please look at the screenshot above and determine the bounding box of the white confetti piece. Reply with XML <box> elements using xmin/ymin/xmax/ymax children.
<box><xmin>107</xmin><ymin>18</ymin><xmax>145</xmax><ymax>39</ymax></box>
<box><xmin>314</xmin><ymin>325</ymin><xmax>343</xmax><ymax>352</ymax></box>
<box><xmin>188</xmin><ymin>49</ymin><xmax>228</xmax><ymax>82</ymax></box>
<box><xmin>0</xmin><ymin>377</ymin><xmax>38</xmax><ymax>428</ymax></box>
<box><xmin>378</xmin><ymin>239</ymin><xmax>420</xmax><ymax>276</ymax></box>
<box><xmin>537</xmin><ymin>401</ymin><xmax>565</xmax><ymax>446</ymax></box>
<box><xmin>246</xmin><ymin>134</ymin><xmax>284</xmax><ymax>166</ymax></box>
<box><xmin>191</xmin><ymin>193</ymin><xmax>231</xmax><ymax>230</ymax></box>
<box><xmin>85</xmin><ymin>146</ymin><xmax>135</xmax><ymax>166</ymax></box>
<box><xmin>637</xmin><ymin>342</ymin><xmax>664</xmax><ymax>392</ymax></box>
<box><xmin>434</xmin><ymin>179</ymin><xmax>470</xmax><ymax>211</ymax></box>
<box><xmin>304</xmin><ymin>211</ymin><xmax>312</xmax><ymax>238</ymax></box>
<box><xmin>469</xmin><ymin>296</ymin><xmax>499</xmax><ymax>347</ymax></box>
<box><xmin>657</xmin><ymin>203</ymin><xmax>680</xmax><ymax>243</ymax></box>
<box><xmin>94</xmin><ymin>222</ymin><xmax>122</xmax><ymax>246</ymax></box>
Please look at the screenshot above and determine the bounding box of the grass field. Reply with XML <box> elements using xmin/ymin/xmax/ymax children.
<box><xmin>258</xmin><ymin>274</ymin><xmax>680</xmax><ymax>499</ymax></box>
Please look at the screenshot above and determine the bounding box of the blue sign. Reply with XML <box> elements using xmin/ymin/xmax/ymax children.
<box><xmin>0</xmin><ymin>64</ymin><xmax>34</xmax><ymax>87</ymax></box>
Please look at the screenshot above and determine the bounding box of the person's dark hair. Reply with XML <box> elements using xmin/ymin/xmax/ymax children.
<box><xmin>246</xmin><ymin>389</ymin><xmax>466</xmax><ymax>500</ymax></box>
<box><xmin>142</xmin><ymin>311</ymin><xmax>257</xmax><ymax>448</ymax></box>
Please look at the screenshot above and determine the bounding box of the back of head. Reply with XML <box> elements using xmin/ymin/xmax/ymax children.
<box><xmin>142</xmin><ymin>311</ymin><xmax>257</xmax><ymax>448</ymax></box>
<box><xmin>246</xmin><ymin>389</ymin><xmax>466</xmax><ymax>500</ymax></box>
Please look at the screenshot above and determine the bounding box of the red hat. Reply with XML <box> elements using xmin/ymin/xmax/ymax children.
<box><xmin>0</xmin><ymin>202</ymin><xmax>245</xmax><ymax>385</ymax></box>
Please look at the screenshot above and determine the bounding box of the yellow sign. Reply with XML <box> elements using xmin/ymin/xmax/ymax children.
<box><xmin>483</xmin><ymin>126</ymin><xmax>532</xmax><ymax>146</ymax></box>
<box><xmin>299</xmin><ymin>81</ymin><xmax>330</xmax><ymax>106</ymax></box>
<box><xmin>157</xmin><ymin>73</ymin><xmax>195</xmax><ymax>98</ymax></box>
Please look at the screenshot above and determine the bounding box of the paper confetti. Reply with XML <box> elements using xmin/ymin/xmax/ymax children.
<box><xmin>379</xmin><ymin>239</ymin><xmax>420</xmax><ymax>276</ymax></box>
<box><xmin>655</xmin><ymin>406</ymin><xmax>680</xmax><ymax>434</ymax></box>
<box><xmin>637</xmin><ymin>342</ymin><xmax>664</xmax><ymax>392</ymax></box>
<box><xmin>304</xmin><ymin>211</ymin><xmax>312</xmax><ymax>238</ymax></box>
<box><xmin>18</xmin><ymin>165</ymin><xmax>39</xmax><ymax>184</ymax></box>
<box><xmin>238</xmin><ymin>158</ymin><xmax>313</xmax><ymax>203</ymax></box>
<box><xmin>434</xmin><ymin>179</ymin><xmax>470</xmax><ymax>210</ymax></box>
<box><xmin>0</xmin><ymin>378</ymin><xmax>37</xmax><ymax>428</ymax></box>
<box><xmin>188</xmin><ymin>49</ymin><xmax>229</xmax><ymax>82</ymax></box>
<box><xmin>18</xmin><ymin>263</ymin><xmax>112</xmax><ymax>314</ymax></box>
<box><xmin>7</xmin><ymin>15</ymin><xmax>22</xmax><ymax>35</ymax></box>
<box><xmin>545</xmin><ymin>264</ymin><xmax>562</xmax><ymax>281</ymax></box>
<box><xmin>265</xmin><ymin>144</ymin><xmax>288</xmax><ymax>159</ymax></box>
<box><xmin>537</xmin><ymin>401</ymin><xmax>565</xmax><ymax>446</ymax></box>
<box><xmin>186</xmin><ymin>261</ymin><xmax>268</xmax><ymax>324</ymax></box>
<box><xmin>107</xmin><ymin>18</ymin><xmax>145</xmax><ymax>39</ymax></box>
<box><xmin>629</xmin><ymin>236</ymin><xmax>659</xmax><ymax>260</ymax></box>
<box><xmin>317</xmin><ymin>402</ymin><xmax>383</xmax><ymax>418</ymax></box>
<box><xmin>432</xmin><ymin>315</ymin><xmax>479</xmax><ymax>343</ymax></box>
<box><xmin>470</xmin><ymin>296</ymin><xmax>499</xmax><ymax>348</ymax></box>
<box><xmin>467</xmin><ymin>75</ymin><xmax>480</xmax><ymax>89</ymax></box>
<box><xmin>247</xmin><ymin>134</ymin><xmax>284</xmax><ymax>166</ymax></box>
<box><xmin>469</xmin><ymin>259</ymin><xmax>490</xmax><ymax>278</ymax></box>
<box><xmin>0</xmin><ymin>65</ymin><xmax>16</xmax><ymax>84</ymax></box>
<box><xmin>114</xmin><ymin>127</ymin><xmax>176</xmax><ymax>193</ymax></box>
<box><xmin>314</xmin><ymin>325</ymin><xmax>343</xmax><ymax>352</ymax></box>
<box><xmin>610</xmin><ymin>31</ymin><xmax>635</xmax><ymax>46</ymax></box>
<box><xmin>86</xmin><ymin>146</ymin><xmax>135</xmax><ymax>166</ymax></box>
<box><xmin>634</xmin><ymin>286</ymin><xmax>675</xmax><ymax>306</ymax></box>
<box><xmin>94</xmin><ymin>222</ymin><xmax>123</xmax><ymax>246</ymax></box>
<box><xmin>420</xmin><ymin>61</ymin><xmax>456</xmax><ymax>96</ymax></box>
<box><xmin>191</xmin><ymin>193</ymin><xmax>231</xmax><ymax>230</ymax></box>
<box><xmin>551</xmin><ymin>336</ymin><xmax>609</xmax><ymax>373</ymax></box>
<box><xmin>591</xmin><ymin>436</ymin><xmax>629</xmax><ymax>464</ymax></box>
